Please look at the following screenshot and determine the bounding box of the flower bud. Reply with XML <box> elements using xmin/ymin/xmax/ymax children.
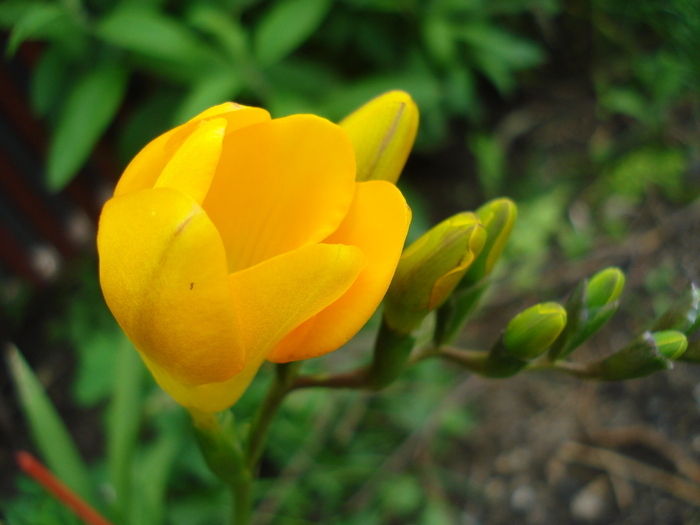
<box><xmin>503</xmin><ymin>302</ymin><xmax>567</xmax><ymax>359</ymax></box>
<box><xmin>384</xmin><ymin>212</ymin><xmax>486</xmax><ymax>333</ymax></box>
<box><xmin>459</xmin><ymin>198</ymin><xmax>517</xmax><ymax>289</ymax></box>
<box><xmin>652</xmin><ymin>330</ymin><xmax>688</xmax><ymax>360</ymax></box>
<box><xmin>586</xmin><ymin>268</ymin><xmax>625</xmax><ymax>312</ymax></box>
<box><xmin>339</xmin><ymin>90</ymin><xmax>419</xmax><ymax>184</ymax></box>
<box><xmin>548</xmin><ymin>267</ymin><xmax>626</xmax><ymax>361</ymax></box>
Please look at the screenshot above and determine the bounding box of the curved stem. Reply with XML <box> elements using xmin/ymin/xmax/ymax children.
<box><xmin>246</xmin><ymin>362</ymin><xmax>302</xmax><ymax>472</ymax></box>
<box><xmin>292</xmin><ymin>366</ymin><xmax>371</xmax><ymax>390</ymax></box>
<box><xmin>525</xmin><ymin>359</ymin><xmax>600</xmax><ymax>378</ymax></box>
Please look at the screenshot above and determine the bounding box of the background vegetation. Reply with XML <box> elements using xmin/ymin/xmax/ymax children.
<box><xmin>1</xmin><ymin>0</ymin><xmax>700</xmax><ymax>523</ymax></box>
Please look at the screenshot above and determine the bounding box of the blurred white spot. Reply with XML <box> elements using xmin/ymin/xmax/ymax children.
<box><xmin>31</xmin><ymin>245</ymin><xmax>61</xmax><ymax>280</ymax></box>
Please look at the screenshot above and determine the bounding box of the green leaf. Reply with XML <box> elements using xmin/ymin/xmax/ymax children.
<box><xmin>6</xmin><ymin>3</ymin><xmax>65</xmax><ymax>56</ymax></box>
<box><xmin>380</xmin><ymin>475</ymin><xmax>423</xmax><ymax>516</ymax></box>
<box><xmin>422</xmin><ymin>14</ymin><xmax>456</xmax><ymax>66</ymax></box>
<box><xmin>6</xmin><ymin>345</ymin><xmax>94</xmax><ymax>504</ymax></box>
<box><xmin>97</xmin><ymin>7</ymin><xmax>213</xmax><ymax>67</ymax></box>
<box><xmin>30</xmin><ymin>44</ymin><xmax>71</xmax><ymax>117</ymax></box>
<box><xmin>254</xmin><ymin>0</ymin><xmax>331</xmax><ymax>66</ymax></box>
<box><xmin>0</xmin><ymin>0</ymin><xmax>46</xmax><ymax>28</ymax></box>
<box><xmin>129</xmin><ymin>427</ymin><xmax>183</xmax><ymax>525</ymax></box>
<box><xmin>47</xmin><ymin>63</ymin><xmax>127</xmax><ymax>190</ymax></box>
<box><xmin>172</xmin><ymin>70</ymin><xmax>244</xmax><ymax>125</ymax></box>
<box><xmin>106</xmin><ymin>335</ymin><xmax>145</xmax><ymax>522</ymax></box>
<box><xmin>605</xmin><ymin>147</ymin><xmax>687</xmax><ymax>202</ymax></box>
<box><xmin>458</xmin><ymin>24</ymin><xmax>544</xmax><ymax>69</ymax></box>
<box><xmin>188</xmin><ymin>4</ymin><xmax>250</xmax><ymax>64</ymax></box>
<box><xmin>469</xmin><ymin>133</ymin><xmax>505</xmax><ymax>198</ymax></box>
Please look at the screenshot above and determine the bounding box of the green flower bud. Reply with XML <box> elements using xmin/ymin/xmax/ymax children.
<box><xmin>459</xmin><ymin>198</ymin><xmax>517</xmax><ymax>289</ymax></box>
<box><xmin>503</xmin><ymin>302</ymin><xmax>568</xmax><ymax>359</ymax></box>
<box><xmin>652</xmin><ymin>330</ymin><xmax>688</xmax><ymax>360</ymax></box>
<box><xmin>548</xmin><ymin>267</ymin><xmax>626</xmax><ymax>361</ymax></box>
<box><xmin>586</xmin><ymin>268</ymin><xmax>625</xmax><ymax>312</ymax></box>
<box><xmin>384</xmin><ymin>212</ymin><xmax>486</xmax><ymax>333</ymax></box>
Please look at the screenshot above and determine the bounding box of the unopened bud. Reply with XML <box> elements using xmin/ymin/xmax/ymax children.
<box><xmin>549</xmin><ymin>267</ymin><xmax>626</xmax><ymax>361</ymax></box>
<box><xmin>586</xmin><ymin>268</ymin><xmax>625</xmax><ymax>312</ymax></box>
<box><xmin>340</xmin><ymin>90</ymin><xmax>419</xmax><ymax>184</ymax></box>
<box><xmin>459</xmin><ymin>198</ymin><xmax>516</xmax><ymax>288</ymax></box>
<box><xmin>503</xmin><ymin>302</ymin><xmax>567</xmax><ymax>359</ymax></box>
<box><xmin>652</xmin><ymin>330</ymin><xmax>688</xmax><ymax>360</ymax></box>
<box><xmin>385</xmin><ymin>212</ymin><xmax>486</xmax><ymax>333</ymax></box>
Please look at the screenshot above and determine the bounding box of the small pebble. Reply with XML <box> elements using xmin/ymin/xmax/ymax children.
<box><xmin>570</xmin><ymin>476</ymin><xmax>609</xmax><ymax>522</ymax></box>
<box><xmin>511</xmin><ymin>484</ymin><xmax>537</xmax><ymax>512</ymax></box>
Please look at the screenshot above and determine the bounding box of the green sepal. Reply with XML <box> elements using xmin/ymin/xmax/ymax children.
<box><xmin>596</xmin><ymin>332</ymin><xmax>672</xmax><ymax>381</ymax></box>
<box><xmin>678</xmin><ymin>340</ymin><xmax>700</xmax><ymax>363</ymax></box>
<box><xmin>482</xmin><ymin>338</ymin><xmax>529</xmax><ymax>378</ymax></box>
<box><xmin>458</xmin><ymin>198</ymin><xmax>517</xmax><ymax>290</ymax></box>
<box><xmin>547</xmin><ymin>278</ymin><xmax>586</xmax><ymax>361</ymax></box>
<box><xmin>651</xmin><ymin>282</ymin><xmax>700</xmax><ymax>334</ymax></box>
<box><xmin>370</xmin><ymin>320</ymin><xmax>417</xmax><ymax>389</ymax></box>
<box><xmin>191</xmin><ymin>410</ymin><xmax>247</xmax><ymax>487</ymax></box>
<box><xmin>433</xmin><ymin>279</ymin><xmax>488</xmax><ymax>345</ymax></box>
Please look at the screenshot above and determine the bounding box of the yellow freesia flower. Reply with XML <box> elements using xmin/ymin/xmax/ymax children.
<box><xmin>98</xmin><ymin>99</ymin><xmax>413</xmax><ymax>413</ymax></box>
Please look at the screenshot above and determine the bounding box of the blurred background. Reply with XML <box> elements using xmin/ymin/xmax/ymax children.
<box><xmin>2</xmin><ymin>0</ymin><xmax>700</xmax><ymax>523</ymax></box>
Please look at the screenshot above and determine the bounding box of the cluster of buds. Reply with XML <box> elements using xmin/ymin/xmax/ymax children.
<box><xmin>372</xmin><ymin>206</ymin><xmax>698</xmax><ymax>384</ymax></box>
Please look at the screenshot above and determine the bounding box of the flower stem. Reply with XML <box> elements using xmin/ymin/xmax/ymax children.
<box><xmin>230</xmin><ymin>472</ymin><xmax>253</xmax><ymax>525</ymax></box>
<box><xmin>190</xmin><ymin>409</ymin><xmax>253</xmax><ymax>525</ymax></box>
<box><xmin>246</xmin><ymin>362</ymin><xmax>302</xmax><ymax>472</ymax></box>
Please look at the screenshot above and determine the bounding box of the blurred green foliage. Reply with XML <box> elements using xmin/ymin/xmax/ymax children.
<box><xmin>0</xmin><ymin>0</ymin><xmax>555</xmax><ymax>189</ymax></box>
<box><xmin>3</xmin><ymin>265</ymin><xmax>477</xmax><ymax>524</ymax></box>
<box><xmin>4</xmin><ymin>0</ymin><xmax>700</xmax><ymax>522</ymax></box>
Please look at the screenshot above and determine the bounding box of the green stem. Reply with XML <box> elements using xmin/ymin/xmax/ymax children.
<box><xmin>292</xmin><ymin>366</ymin><xmax>371</xmax><ymax>390</ymax></box>
<box><xmin>190</xmin><ymin>410</ymin><xmax>253</xmax><ymax>525</ymax></box>
<box><xmin>525</xmin><ymin>359</ymin><xmax>600</xmax><ymax>379</ymax></box>
<box><xmin>230</xmin><ymin>475</ymin><xmax>252</xmax><ymax>525</ymax></box>
<box><xmin>245</xmin><ymin>362</ymin><xmax>301</xmax><ymax>472</ymax></box>
<box><xmin>437</xmin><ymin>346</ymin><xmax>488</xmax><ymax>373</ymax></box>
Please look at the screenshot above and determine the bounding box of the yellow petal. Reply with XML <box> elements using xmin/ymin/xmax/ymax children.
<box><xmin>203</xmin><ymin>115</ymin><xmax>357</xmax><ymax>272</ymax></box>
<box><xmin>114</xmin><ymin>106</ymin><xmax>270</xmax><ymax>197</ymax></box>
<box><xmin>231</xmin><ymin>243</ymin><xmax>366</xmax><ymax>360</ymax></box>
<box><xmin>269</xmin><ymin>181</ymin><xmax>411</xmax><ymax>362</ymax></box>
<box><xmin>339</xmin><ymin>90</ymin><xmax>419</xmax><ymax>184</ymax></box>
<box><xmin>97</xmin><ymin>187</ymin><xmax>244</xmax><ymax>387</ymax></box>
<box><xmin>154</xmin><ymin>118</ymin><xmax>226</xmax><ymax>205</ymax></box>
<box><xmin>138</xmin><ymin>243</ymin><xmax>365</xmax><ymax>413</ymax></box>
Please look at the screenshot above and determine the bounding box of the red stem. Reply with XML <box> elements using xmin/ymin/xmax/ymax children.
<box><xmin>15</xmin><ymin>451</ymin><xmax>114</xmax><ymax>525</ymax></box>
